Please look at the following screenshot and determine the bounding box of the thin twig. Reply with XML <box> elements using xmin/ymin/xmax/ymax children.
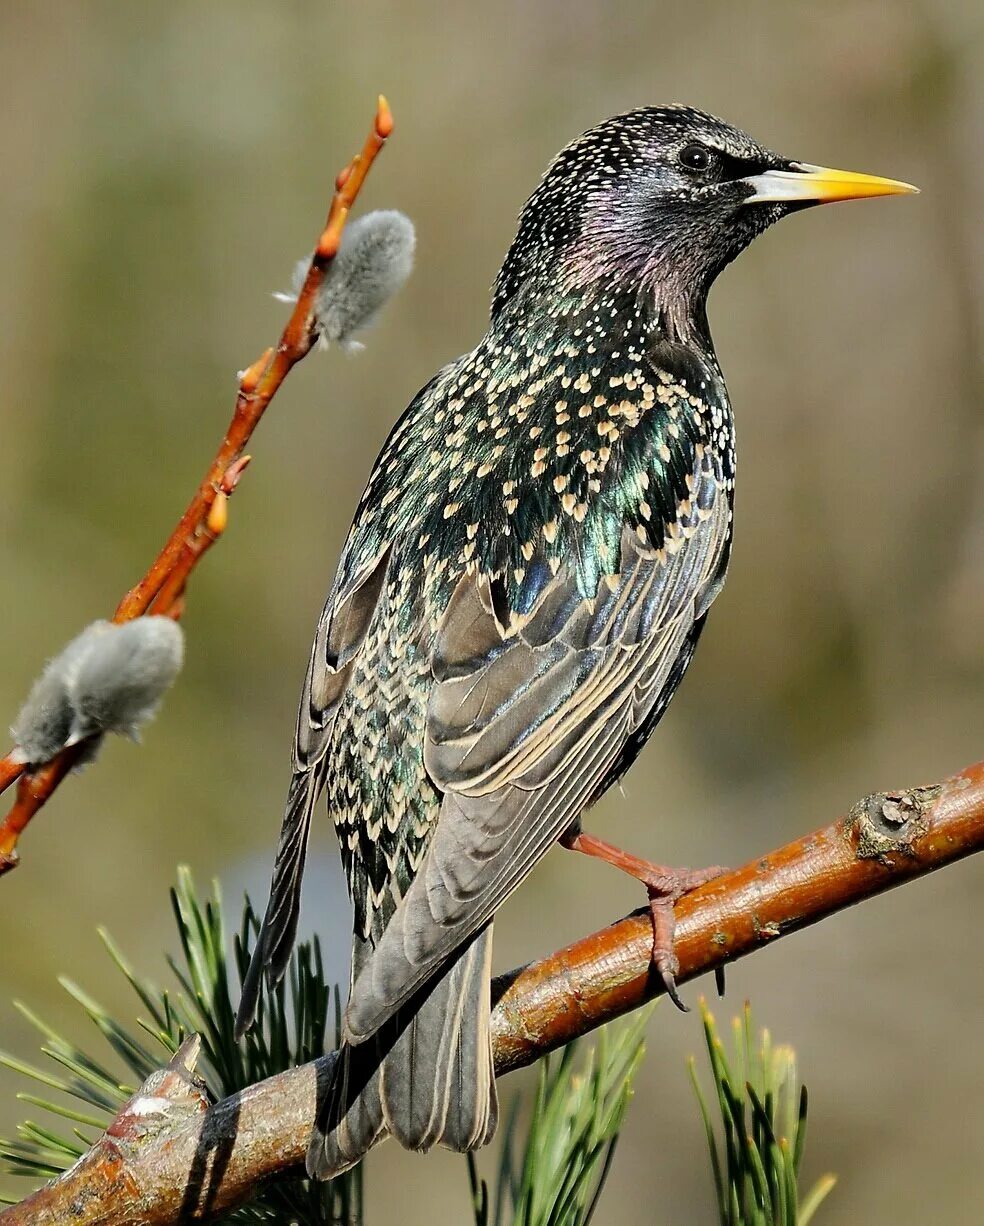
<box><xmin>0</xmin><ymin>759</ymin><xmax>24</xmax><ymax>797</ymax></box>
<box><xmin>2</xmin><ymin>756</ymin><xmax>981</xmax><ymax>1224</ymax></box>
<box><xmin>0</xmin><ymin>97</ymin><xmax>394</xmax><ymax>874</ymax></box>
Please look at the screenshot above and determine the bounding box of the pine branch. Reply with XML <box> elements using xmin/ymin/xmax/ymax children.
<box><xmin>2</xmin><ymin>756</ymin><xmax>981</xmax><ymax>1224</ymax></box>
<box><xmin>0</xmin><ymin>97</ymin><xmax>395</xmax><ymax>875</ymax></box>
<box><xmin>689</xmin><ymin>1001</ymin><xmax>836</xmax><ymax>1225</ymax></box>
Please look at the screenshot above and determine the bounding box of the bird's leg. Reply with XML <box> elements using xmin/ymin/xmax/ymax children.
<box><xmin>559</xmin><ymin>829</ymin><xmax>726</xmax><ymax>1011</ymax></box>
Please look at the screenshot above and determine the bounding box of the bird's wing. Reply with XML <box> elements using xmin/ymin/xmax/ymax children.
<box><xmin>235</xmin><ymin>544</ymin><xmax>391</xmax><ymax>1036</ymax></box>
<box><xmin>344</xmin><ymin>445</ymin><xmax>730</xmax><ymax>1041</ymax></box>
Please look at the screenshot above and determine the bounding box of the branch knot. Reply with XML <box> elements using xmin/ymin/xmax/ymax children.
<box><xmin>849</xmin><ymin>785</ymin><xmax>941</xmax><ymax>863</ymax></box>
<box><xmin>106</xmin><ymin>1036</ymin><xmax>210</xmax><ymax>1148</ymax></box>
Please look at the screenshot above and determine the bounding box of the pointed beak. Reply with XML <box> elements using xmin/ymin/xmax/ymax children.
<box><xmin>742</xmin><ymin>162</ymin><xmax>919</xmax><ymax>206</ymax></box>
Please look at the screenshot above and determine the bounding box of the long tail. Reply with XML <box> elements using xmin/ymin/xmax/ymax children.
<box><xmin>306</xmin><ymin>924</ymin><xmax>498</xmax><ymax>1179</ymax></box>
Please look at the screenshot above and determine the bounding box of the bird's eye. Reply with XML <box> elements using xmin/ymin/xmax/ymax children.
<box><xmin>678</xmin><ymin>143</ymin><xmax>715</xmax><ymax>173</ymax></box>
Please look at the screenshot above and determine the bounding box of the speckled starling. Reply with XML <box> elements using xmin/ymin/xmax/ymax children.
<box><xmin>236</xmin><ymin>106</ymin><xmax>915</xmax><ymax>1177</ymax></box>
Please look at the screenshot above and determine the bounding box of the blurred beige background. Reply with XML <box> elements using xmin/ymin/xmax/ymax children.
<box><xmin>1</xmin><ymin>1</ymin><xmax>982</xmax><ymax>1221</ymax></box>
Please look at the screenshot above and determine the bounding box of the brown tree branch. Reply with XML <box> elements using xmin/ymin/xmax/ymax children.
<box><xmin>0</xmin><ymin>98</ymin><xmax>394</xmax><ymax>875</ymax></box>
<box><xmin>3</xmin><ymin>757</ymin><xmax>982</xmax><ymax>1224</ymax></box>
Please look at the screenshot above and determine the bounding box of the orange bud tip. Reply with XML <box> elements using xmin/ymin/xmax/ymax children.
<box><xmin>239</xmin><ymin>347</ymin><xmax>273</xmax><ymax>393</ymax></box>
<box><xmin>335</xmin><ymin>162</ymin><xmax>353</xmax><ymax>191</ymax></box>
<box><xmin>317</xmin><ymin>207</ymin><xmax>349</xmax><ymax>259</ymax></box>
<box><xmin>207</xmin><ymin>491</ymin><xmax>229</xmax><ymax>537</ymax></box>
<box><xmin>316</xmin><ymin>234</ymin><xmax>339</xmax><ymax>261</ymax></box>
<box><xmin>376</xmin><ymin>95</ymin><xmax>394</xmax><ymax>138</ymax></box>
<box><xmin>221</xmin><ymin>454</ymin><xmax>252</xmax><ymax>493</ymax></box>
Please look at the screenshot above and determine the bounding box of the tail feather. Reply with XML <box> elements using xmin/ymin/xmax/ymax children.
<box><xmin>310</xmin><ymin>1037</ymin><xmax>388</xmax><ymax>1176</ymax></box>
<box><xmin>438</xmin><ymin>926</ymin><xmax>498</xmax><ymax>1151</ymax></box>
<box><xmin>306</xmin><ymin>925</ymin><xmax>498</xmax><ymax>1179</ymax></box>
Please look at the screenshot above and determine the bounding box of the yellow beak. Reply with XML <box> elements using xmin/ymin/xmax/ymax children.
<box><xmin>742</xmin><ymin>162</ymin><xmax>919</xmax><ymax>206</ymax></box>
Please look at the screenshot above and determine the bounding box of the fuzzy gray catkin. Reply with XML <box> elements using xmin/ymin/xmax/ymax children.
<box><xmin>279</xmin><ymin>210</ymin><xmax>415</xmax><ymax>349</ymax></box>
<box><xmin>10</xmin><ymin>617</ymin><xmax>184</xmax><ymax>766</ymax></box>
<box><xmin>11</xmin><ymin>622</ymin><xmax>114</xmax><ymax>765</ymax></box>
<box><xmin>67</xmin><ymin>617</ymin><xmax>185</xmax><ymax>743</ymax></box>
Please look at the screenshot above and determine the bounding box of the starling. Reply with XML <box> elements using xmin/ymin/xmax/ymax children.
<box><xmin>236</xmin><ymin>106</ymin><xmax>915</xmax><ymax>1176</ymax></box>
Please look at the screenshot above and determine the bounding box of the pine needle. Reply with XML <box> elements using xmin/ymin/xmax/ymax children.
<box><xmin>689</xmin><ymin>999</ymin><xmax>837</xmax><ymax>1226</ymax></box>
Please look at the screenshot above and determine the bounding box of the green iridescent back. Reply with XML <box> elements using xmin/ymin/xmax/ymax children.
<box><xmin>325</xmin><ymin>286</ymin><xmax>734</xmax><ymax>939</ymax></box>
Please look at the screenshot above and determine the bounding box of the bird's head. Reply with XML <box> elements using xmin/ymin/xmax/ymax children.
<box><xmin>492</xmin><ymin>105</ymin><xmax>916</xmax><ymax>343</ymax></box>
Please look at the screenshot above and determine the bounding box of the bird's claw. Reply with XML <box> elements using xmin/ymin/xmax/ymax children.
<box><xmin>659</xmin><ymin>961</ymin><xmax>689</xmax><ymax>1012</ymax></box>
<box><xmin>645</xmin><ymin>866</ymin><xmax>728</xmax><ymax>1012</ymax></box>
<box><xmin>559</xmin><ymin>829</ymin><xmax>727</xmax><ymax>1012</ymax></box>
<box><xmin>648</xmin><ymin>892</ymin><xmax>688</xmax><ymax>1012</ymax></box>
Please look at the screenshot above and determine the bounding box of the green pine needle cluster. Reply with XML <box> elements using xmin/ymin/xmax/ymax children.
<box><xmin>688</xmin><ymin>1000</ymin><xmax>836</xmax><ymax>1226</ymax></box>
<box><xmin>0</xmin><ymin>866</ymin><xmax>361</xmax><ymax>1224</ymax></box>
<box><xmin>466</xmin><ymin>1007</ymin><xmax>652</xmax><ymax>1226</ymax></box>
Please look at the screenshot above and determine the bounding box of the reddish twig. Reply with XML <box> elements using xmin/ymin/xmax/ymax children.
<box><xmin>2</xmin><ymin>757</ymin><xmax>982</xmax><ymax>1224</ymax></box>
<box><xmin>0</xmin><ymin>752</ymin><xmax>85</xmax><ymax>873</ymax></box>
<box><xmin>0</xmin><ymin>98</ymin><xmax>394</xmax><ymax>874</ymax></box>
<box><xmin>147</xmin><ymin>453</ymin><xmax>253</xmax><ymax>618</ymax></box>
<box><xmin>0</xmin><ymin>758</ymin><xmax>24</xmax><ymax>797</ymax></box>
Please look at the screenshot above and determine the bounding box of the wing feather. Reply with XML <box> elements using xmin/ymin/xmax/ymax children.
<box><xmin>235</xmin><ymin>545</ymin><xmax>391</xmax><ymax>1038</ymax></box>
